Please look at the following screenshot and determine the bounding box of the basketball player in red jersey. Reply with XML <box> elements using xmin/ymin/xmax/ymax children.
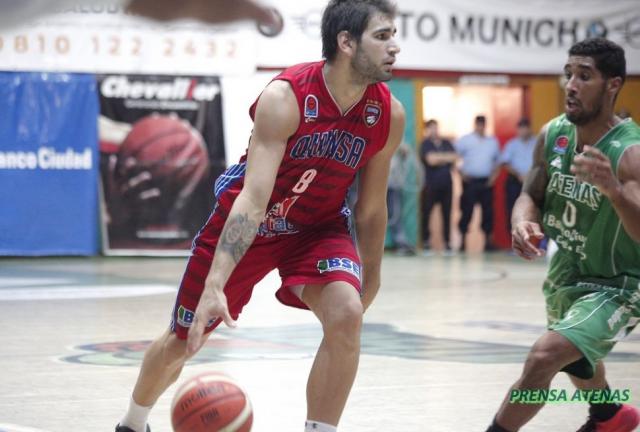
<box><xmin>115</xmin><ymin>1</ymin><xmax>404</xmax><ymax>431</ymax></box>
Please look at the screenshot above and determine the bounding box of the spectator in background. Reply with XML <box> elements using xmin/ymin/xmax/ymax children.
<box><xmin>420</xmin><ymin>119</ymin><xmax>457</xmax><ymax>255</ymax></box>
<box><xmin>455</xmin><ymin>115</ymin><xmax>500</xmax><ymax>252</ymax></box>
<box><xmin>500</xmin><ymin>117</ymin><xmax>536</xmax><ymax>232</ymax></box>
<box><xmin>387</xmin><ymin>141</ymin><xmax>423</xmax><ymax>256</ymax></box>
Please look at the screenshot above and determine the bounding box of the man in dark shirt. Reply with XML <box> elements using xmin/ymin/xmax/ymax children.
<box><xmin>420</xmin><ymin>119</ymin><xmax>458</xmax><ymax>254</ymax></box>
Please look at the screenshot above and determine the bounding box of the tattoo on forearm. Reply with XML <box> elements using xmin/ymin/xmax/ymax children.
<box><xmin>219</xmin><ymin>213</ymin><xmax>259</xmax><ymax>263</ymax></box>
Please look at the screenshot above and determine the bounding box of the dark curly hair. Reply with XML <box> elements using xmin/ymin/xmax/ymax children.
<box><xmin>321</xmin><ymin>0</ymin><xmax>397</xmax><ymax>62</ymax></box>
<box><xmin>568</xmin><ymin>38</ymin><xmax>626</xmax><ymax>85</ymax></box>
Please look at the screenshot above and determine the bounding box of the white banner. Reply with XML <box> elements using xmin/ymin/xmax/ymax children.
<box><xmin>0</xmin><ymin>1</ymin><xmax>638</xmax><ymax>75</ymax></box>
<box><xmin>0</xmin><ymin>4</ymin><xmax>257</xmax><ymax>75</ymax></box>
<box><xmin>257</xmin><ymin>0</ymin><xmax>640</xmax><ymax>74</ymax></box>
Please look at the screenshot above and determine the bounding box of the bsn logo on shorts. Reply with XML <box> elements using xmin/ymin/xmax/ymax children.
<box><xmin>176</xmin><ymin>305</ymin><xmax>215</xmax><ymax>328</ymax></box>
<box><xmin>317</xmin><ymin>258</ymin><xmax>361</xmax><ymax>280</ymax></box>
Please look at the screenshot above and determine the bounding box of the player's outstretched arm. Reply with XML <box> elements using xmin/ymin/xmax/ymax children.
<box><xmin>572</xmin><ymin>144</ymin><xmax>640</xmax><ymax>242</ymax></box>
<box><xmin>356</xmin><ymin>96</ymin><xmax>405</xmax><ymax>311</ymax></box>
<box><xmin>128</xmin><ymin>0</ymin><xmax>280</xmax><ymax>28</ymax></box>
<box><xmin>187</xmin><ymin>80</ymin><xmax>298</xmax><ymax>355</ymax></box>
<box><xmin>511</xmin><ymin>128</ymin><xmax>548</xmax><ymax>260</ymax></box>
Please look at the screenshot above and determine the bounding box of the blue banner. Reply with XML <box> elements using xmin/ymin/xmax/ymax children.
<box><xmin>0</xmin><ymin>73</ymin><xmax>99</xmax><ymax>255</ymax></box>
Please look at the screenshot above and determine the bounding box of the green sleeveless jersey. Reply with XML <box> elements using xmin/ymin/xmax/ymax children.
<box><xmin>542</xmin><ymin>114</ymin><xmax>640</xmax><ymax>288</ymax></box>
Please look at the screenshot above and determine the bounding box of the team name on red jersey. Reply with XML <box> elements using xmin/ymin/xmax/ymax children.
<box><xmin>289</xmin><ymin>129</ymin><xmax>366</xmax><ymax>169</ymax></box>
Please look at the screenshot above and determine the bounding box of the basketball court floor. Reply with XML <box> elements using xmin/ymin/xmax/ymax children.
<box><xmin>1</xmin><ymin>252</ymin><xmax>639</xmax><ymax>432</ymax></box>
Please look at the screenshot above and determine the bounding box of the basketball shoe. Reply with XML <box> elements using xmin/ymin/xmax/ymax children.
<box><xmin>576</xmin><ymin>404</ymin><xmax>640</xmax><ymax>432</ymax></box>
<box><xmin>114</xmin><ymin>424</ymin><xmax>150</xmax><ymax>432</ymax></box>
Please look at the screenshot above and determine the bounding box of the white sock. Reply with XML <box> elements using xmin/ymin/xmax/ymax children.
<box><xmin>305</xmin><ymin>420</ymin><xmax>337</xmax><ymax>432</ymax></box>
<box><xmin>120</xmin><ymin>396</ymin><xmax>152</xmax><ymax>432</ymax></box>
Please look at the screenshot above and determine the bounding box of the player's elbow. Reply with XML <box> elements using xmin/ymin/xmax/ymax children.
<box><xmin>354</xmin><ymin>203</ymin><xmax>387</xmax><ymax>228</ymax></box>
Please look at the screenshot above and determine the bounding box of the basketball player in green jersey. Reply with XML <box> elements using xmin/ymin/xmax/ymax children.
<box><xmin>485</xmin><ymin>38</ymin><xmax>640</xmax><ymax>432</ymax></box>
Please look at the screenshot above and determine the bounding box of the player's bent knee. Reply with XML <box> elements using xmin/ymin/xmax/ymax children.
<box><xmin>523</xmin><ymin>332</ymin><xmax>583</xmax><ymax>375</ymax></box>
<box><xmin>322</xmin><ymin>299</ymin><xmax>363</xmax><ymax>337</ymax></box>
<box><xmin>523</xmin><ymin>347</ymin><xmax>563</xmax><ymax>376</ymax></box>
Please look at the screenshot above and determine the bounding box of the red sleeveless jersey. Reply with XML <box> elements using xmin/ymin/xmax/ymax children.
<box><xmin>213</xmin><ymin>61</ymin><xmax>392</xmax><ymax>237</ymax></box>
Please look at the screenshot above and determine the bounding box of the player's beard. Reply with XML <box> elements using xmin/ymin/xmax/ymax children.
<box><xmin>351</xmin><ymin>45</ymin><xmax>391</xmax><ymax>84</ymax></box>
<box><xmin>565</xmin><ymin>84</ymin><xmax>606</xmax><ymax>126</ymax></box>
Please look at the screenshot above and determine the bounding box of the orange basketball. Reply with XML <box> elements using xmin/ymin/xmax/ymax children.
<box><xmin>171</xmin><ymin>372</ymin><xmax>253</xmax><ymax>432</ymax></box>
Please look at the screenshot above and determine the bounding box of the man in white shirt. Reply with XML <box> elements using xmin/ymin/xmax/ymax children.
<box><xmin>455</xmin><ymin>115</ymin><xmax>501</xmax><ymax>252</ymax></box>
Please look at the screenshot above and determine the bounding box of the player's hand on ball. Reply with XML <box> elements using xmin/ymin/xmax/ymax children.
<box><xmin>512</xmin><ymin>221</ymin><xmax>545</xmax><ymax>260</ymax></box>
<box><xmin>186</xmin><ymin>288</ymin><xmax>237</xmax><ymax>356</ymax></box>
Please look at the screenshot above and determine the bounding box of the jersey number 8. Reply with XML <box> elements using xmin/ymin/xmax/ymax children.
<box><xmin>292</xmin><ymin>169</ymin><xmax>317</xmax><ymax>194</ymax></box>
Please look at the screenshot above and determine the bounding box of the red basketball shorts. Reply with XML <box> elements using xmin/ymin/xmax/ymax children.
<box><xmin>170</xmin><ymin>214</ymin><xmax>361</xmax><ymax>339</ymax></box>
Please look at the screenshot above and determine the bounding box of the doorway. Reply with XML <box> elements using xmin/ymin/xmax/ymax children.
<box><xmin>420</xmin><ymin>84</ymin><xmax>525</xmax><ymax>252</ymax></box>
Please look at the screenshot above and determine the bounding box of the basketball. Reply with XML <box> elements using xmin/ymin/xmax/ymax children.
<box><xmin>171</xmin><ymin>372</ymin><xmax>253</xmax><ymax>432</ymax></box>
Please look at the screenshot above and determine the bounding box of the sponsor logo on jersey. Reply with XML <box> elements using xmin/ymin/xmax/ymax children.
<box><xmin>304</xmin><ymin>94</ymin><xmax>319</xmax><ymax>121</ymax></box>
<box><xmin>290</xmin><ymin>129</ymin><xmax>366</xmax><ymax>169</ymax></box>
<box><xmin>176</xmin><ymin>305</ymin><xmax>215</xmax><ymax>328</ymax></box>
<box><xmin>258</xmin><ymin>196</ymin><xmax>299</xmax><ymax>237</ymax></box>
<box><xmin>317</xmin><ymin>257</ymin><xmax>361</xmax><ymax>280</ymax></box>
<box><xmin>547</xmin><ymin>171</ymin><xmax>602</xmax><ymax>210</ymax></box>
<box><xmin>364</xmin><ymin>103</ymin><xmax>381</xmax><ymax>127</ymax></box>
<box><xmin>553</xmin><ymin>135</ymin><xmax>570</xmax><ymax>154</ymax></box>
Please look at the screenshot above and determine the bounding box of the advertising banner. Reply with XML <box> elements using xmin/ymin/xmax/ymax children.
<box><xmin>257</xmin><ymin>0</ymin><xmax>640</xmax><ymax>74</ymax></box>
<box><xmin>0</xmin><ymin>4</ymin><xmax>256</xmax><ymax>75</ymax></box>
<box><xmin>0</xmin><ymin>1</ymin><xmax>636</xmax><ymax>75</ymax></box>
<box><xmin>0</xmin><ymin>72</ymin><xmax>99</xmax><ymax>255</ymax></box>
<box><xmin>98</xmin><ymin>74</ymin><xmax>226</xmax><ymax>255</ymax></box>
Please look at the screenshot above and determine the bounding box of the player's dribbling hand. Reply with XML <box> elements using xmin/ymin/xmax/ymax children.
<box><xmin>512</xmin><ymin>221</ymin><xmax>545</xmax><ymax>260</ymax></box>
<box><xmin>186</xmin><ymin>288</ymin><xmax>237</xmax><ymax>356</ymax></box>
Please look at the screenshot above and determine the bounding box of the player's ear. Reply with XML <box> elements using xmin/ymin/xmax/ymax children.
<box><xmin>337</xmin><ymin>30</ymin><xmax>355</xmax><ymax>57</ymax></box>
<box><xmin>607</xmin><ymin>76</ymin><xmax>623</xmax><ymax>97</ymax></box>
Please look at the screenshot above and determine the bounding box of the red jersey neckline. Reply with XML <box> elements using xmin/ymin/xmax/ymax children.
<box><xmin>318</xmin><ymin>61</ymin><xmax>367</xmax><ymax>118</ymax></box>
